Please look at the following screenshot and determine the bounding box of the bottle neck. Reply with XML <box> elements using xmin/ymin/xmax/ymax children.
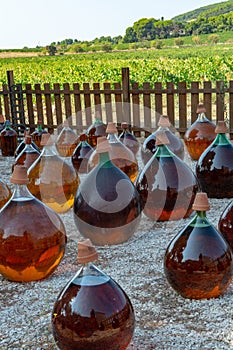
<box><xmin>190</xmin><ymin>210</ymin><xmax>210</xmax><ymax>227</ymax></box>
<box><xmin>98</xmin><ymin>151</ymin><xmax>113</xmax><ymax>168</ymax></box>
<box><xmin>197</xmin><ymin>112</ymin><xmax>208</xmax><ymax>122</ymax></box>
<box><xmin>214</xmin><ymin>133</ymin><xmax>230</xmax><ymax>146</ymax></box>
<box><xmin>107</xmin><ymin>133</ymin><xmax>118</xmax><ymax>143</ymax></box>
<box><xmin>154</xmin><ymin>144</ymin><xmax>172</xmax><ymax>157</ymax></box>
<box><xmin>37</xmin><ymin>123</ymin><xmax>43</xmax><ymax>132</ymax></box>
<box><xmin>42</xmin><ymin>144</ymin><xmax>57</xmax><ymax>156</ymax></box>
<box><xmin>12</xmin><ymin>183</ymin><xmax>34</xmax><ymax>200</ymax></box>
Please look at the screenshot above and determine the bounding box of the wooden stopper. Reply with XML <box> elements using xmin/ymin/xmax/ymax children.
<box><xmin>196</xmin><ymin>103</ymin><xmax>206</xmax><ymax>114</ymax></box>
<box><xmin>78</xmin><ymin>239</ymin><xmax>98</xmax><ymax>264</ymax></box>
<box><xmin>10</xmin><ymin>165</ymin><xmax>29</xmax><ymax>185</ymax></box>
<box><xmin>158</xmin><ymin>115</ymin><xmax>171</xmax><ymax>128</ymax></box>
<box><xmin>96</xmin><ymin>136</ymin><xmax>111</xmax><ymax>153</ymax></box>
<box><xmin>156</xmin><ymin>131</ymin><xmax>170</xmax><ymax>146</ymax></box>
<box><xmin>106</xmin><ymin>122</ymin><xmax>117</xmax><ymax>134</ymax></box>
<box><xmin>121</xmin><ymin>122</ymin><xmax>129</xmax><ymax>129</ymax></box>
<box><xmin>215</xmin><ymin>121</ymin><xmax>228</xmax><ymax>134</ymax></box>
<box><xmin>192</xmin><ymin>192</ymin><xmax>210</xmax><ymax>211</ymax></box>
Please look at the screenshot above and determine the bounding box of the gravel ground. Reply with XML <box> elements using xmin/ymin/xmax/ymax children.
<box><xmin>1</xmin><ymin>146</ymin><xmax>233</xmax><ymax>350</ymax></box>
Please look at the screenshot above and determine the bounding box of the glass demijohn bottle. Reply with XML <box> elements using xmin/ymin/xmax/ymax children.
<box><xmin>12</xmin><ymin>135</ymin><xmax>41</xmax><ymax>172</ymax></box>
<box><xmin>141</xmin><ymin>115</ymin><xmax>184</xmax><ymax>166</ymax></box>
<box><xmin>55</xmin><ymin>119</ymin><xmax>79</xmax><ymax>157</ymax></box>
<box><xmin>136</xmin><ymin>131</ymin><xmax>198</xmax><ymax>221</ymax></box>
<box><xmin>30</xmin><ymin>119</ymin><xmax>48</xmax><ymax>151</ymax></box>
<box><xmin>27</xmin><ymin>133</ymin><xmax>79</xmax><ymax>213</ymax></box>
<box><xmin>0</xmin><ymin>120</ymin><xmax>18</xmax><ymax>156</ymax></box>
<box><xmin>196</xmin><ymin>120</ymin><xmax>233</xmax><ymax>198</ymax></box>
<box><xmin>71</xmin><ymin>133</ymin><xmax>94</xmax><ymax>175</ymax></box>
<box><xmin>88</xmin><ymin>122</ymin><xmax>139</xmax><ymax>183</ymax></box>
<box><xmin>0</xmin><ymin>165</ymin><xmax>67</xmax><ymax>282</ymax></box>
<box><xmin>73</xmin><ymin>136</ymin><xmax>142</xmax><ymax>245</ymax></box>
<box><xmin>119</xmin><ymin>122</ymin><xmax>140</xmax><ymax>155</ymax></box>
<box><xmin>164</xmin><ymin>192</ymin><xmax>233</xmax><ymax>299</ymax></box>
<box><xmin>218</xmin><ymin>199</ymin><xmax>233</xmax><ymax>251</ymax></box>
<box><xmin>52</xmin><ymin>239</ymin><xmax>135</xmax><ymax>350</ymax></box>
<box><xmin>86</xmin><ymin>112</ymin><xmax>107</xmax><ymax>148</ymax></box>
<box><xmin>184</xmin><ymin>103</ymin><xmax>216</xmax><ymax>161</ymax></box>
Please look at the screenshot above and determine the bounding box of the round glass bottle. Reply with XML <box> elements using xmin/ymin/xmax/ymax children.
<box><xmin>88</xmin><ymin>122</ymin><xmax>139</xmax><ymax>183</ymax></box>
<box><xmin>86</xmin><ymin>113</ymin><xmax>107</xmax><ymax>148</ymax></box>
<box><xmin>27</xmin><ymin>133</ymin><xmax>79</xmax><ymax>213</ymax></box>
<box><xmin>0</xmin><ymin>165</ymin><xmax>67</xmax><ymax>282</ymax></box>
<box><xmin>30</xmin><ymin>119</ymin><xmax>49</xmax><ymax>151</ymax></box>
<box><xmin>141</xmin><ymin>115</ymin><xmax>184</xmax><ymax>166</ymax></box>
<box><xmin>136</xmin><ymin>131</ymin><xmax>198</xmax><ymax>221</ymax></box>
<box><xmin>119</xmin><ymin>122</ymin><xmax>140</xmax><ymax>155</ymax></box>
<box><xmin>196</xmin><ymin>120</ymin><xmax>233</xmax><ymax>198</ymax></box>
<box><xmin>0</xmin><ymin>120</ymin><xmax>18</xmax><ymax>156</ymax></box>
<box><xmin>14</xmin><ymin>128</ymin><xmax>40</xmax><ymax>158</ymax></box>
<box><xmin>12</xmin><ymin>135</ymin><xmax>41</xmax><ymax>172</ymax></box>
<box><xmin>74</xmin><ymin>136</ymin><xmax>142</xmax><ymax>245</ymax></box>
<box><xmin>218</xmin><ymin>199</ymin><xmax>233</xmax><ymax>251</ymax></box>
<box><xmin>164</xmin><ymin>192</ymin><xmax>233</xmax><ymax>299</ymax></box>
<box><xmin>52</xmin><ymin>239</ymin><xmax>135</xmax><ymax>350</ymax></box>
<box><xmin>184</xmin><ymin>104</ymin><xmax>216</xmax><ymax>161</ymax></box>
<box><xmin>71</xmin><ymin>133</ymin><xmax>94</xmax><ymax>175</ymax></box>
<box><xmin>55</xmin><ymin>119</ymin><xmax>79</xmax><ymax>157</ymax></box>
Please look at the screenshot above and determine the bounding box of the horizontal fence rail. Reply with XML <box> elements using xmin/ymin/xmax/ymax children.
<box><xmin>0</xmin><ymin>68</ymin><xmax>232</xmax><ymax>138</ymax></box>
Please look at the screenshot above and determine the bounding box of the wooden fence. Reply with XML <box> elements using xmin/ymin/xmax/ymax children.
<box><xmin>1</xmin><ymin>68</ymin><xmax>233</xmax><ymax>138</ymax></box>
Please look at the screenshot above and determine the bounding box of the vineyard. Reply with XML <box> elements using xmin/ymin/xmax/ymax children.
<box><xmin>1</xmin><ymin>44</ymin><xmax>233</xmax><ymax>87</ymax></box>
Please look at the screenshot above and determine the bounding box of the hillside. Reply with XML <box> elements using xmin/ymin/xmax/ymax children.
<box><xmin>172</xmin><ymin>0</ymin><xmax>233</xmax><ymax>22</ymax></box>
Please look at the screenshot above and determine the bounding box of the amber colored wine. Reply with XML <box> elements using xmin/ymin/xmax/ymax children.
<box><xmin>0</xmin><ymin>198</ymin><xmax>66</xmax><ymax>282</ymax></box>
<box><xmin>28</xmin><ymin>156</ymin><xmax>79</xmax><ymax>213</ymax></box>
<box><xmin>56</xmin><ymin>128</ymin><xmax>79</xmax><ymax>157</ymax></box>
<box><xmin>52</xmin><ymin>274</ymin><xmax>135</xmax><ymax>350</ymax></box>
<box><xmin>136</xmin><ymin>156</ymin><xmax>198</xmax><ymax>221</ymax></box>
<box><xmin>164</xmin><ymin>224</ymin><xmax>233</xmax><ymax>299</ymax></box>
<box><xmin>0</xmin><ymin>180</ymin><xmax>12</xmax><ymax>209</ymax></box>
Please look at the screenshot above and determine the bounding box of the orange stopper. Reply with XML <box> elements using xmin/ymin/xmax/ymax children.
<box><xmin>106</xmin><ymin>122</ymin><xmax>117</xmax><ymax>134</ymax></box>
<box><xmin>192</xmin><ymin>192</ymin><xmax>210</xmax><ymax>211</ymax></box>
<box><xmin>0</xmin><ymin>115</ymin><xmax>4</xmax><ymax>123</ymax></box>
<box><xmin>78</xmin><ymin>239</ymin><xmax>98</xmax><ymax>264</ymax></box>
<box><xmin>10</xmin><ymin>165</ymin><xmax>29</xmax><ymax>185</ymax></box>
<box><xmin>40</xmin><ymin>133</ymin><xmax>54</xmax><ymax>146</ymax></box>
<box><xmin>96</xmin><ymin>136</ymin><xmax>111</xmax><ymax>153</ymax></box>
<box><xmin>156</xmin><ymin>131</ymin><xmax>170</xmax><ymax>146</ymax></box>
<box><xmin>121</xmin><ymin>122</ymin><xmax>129</xmax><ymax>129</ymax></box>
<box><xmin>25</xmin><ymin>135</ymin><xmax>32</xmax><ymax>144</ymax></box>
<box><xmin>215</xmin><ymin>120</ymin><xmax>228</xmax><ymax>134</ymax></box>
<box><xmin>196</xmin><ymin>104</ymin><xmax>206</xmax><ymax>114</ymax></box>
<box><xmin>158</xmin><ymin>115</ymin><xmax>171</xmax><ymax>128</ymax></box>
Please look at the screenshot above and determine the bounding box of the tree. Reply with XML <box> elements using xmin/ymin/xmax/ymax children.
<box><xmin>123</xmin><ymin>27</ymin><xmax>137</xmax><ymax>43</ymax></box>
<box><xmin>46</xmin><ymin>45</ymin><xmax>57</xmax><ymax>56</ymax></box>
<box><xmin>101</xmin><ymin>43</ymin><xmax>113</xmax><ymax>52</ymax></box>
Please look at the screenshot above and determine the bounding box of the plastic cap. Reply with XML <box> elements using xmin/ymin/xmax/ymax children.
<box><xmin>215</xmin><ymin>120</ymin><xmax>228</xmax><ymax>134</ymax></box>
<box><xmin>40</xmin><ymin>133</ymin><xmax>54</xmax><ymax>146</ymax></box>
<box><xmin>106</xmin><ymin>122</ymin><xmax>117</xmax><ymax>134</ymax></box>
<box><xmin>158</xmin><ymin>115</ymin><xmax>171</xmax><ymax>128</ymax></box>
<box><xmin>156</xmin><ymin>131</ymin><xmax>170</xmax><ymax>145</ymax></box>
<box><xmin>192</xmin><ymin>192</ymin><xmax>210</xmax><ymax>211</ymax></box>
<box><xmin>96</xmin><ymin>136</ymin><xmax>111</xmax><ymax>153</ymax></box>
<box><xmin>196</xmin><ymin>104</ymin><xmax>206</xmax><ymax>114</ymax></box>
<box><xmin>10</xmin><ymin>165</ymin><xmax>29</xmax><ymax>185</ymax></box>
<box><xmin>78</xmin><ymin>239</ymin><xmax>98</xmax><ymax>264</ymax></box>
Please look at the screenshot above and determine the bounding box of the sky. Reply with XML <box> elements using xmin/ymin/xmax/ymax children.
<box><xmin>0</xmin><ymin>0</ymin><xmax>226</xmax><ymax>49</ymax></box>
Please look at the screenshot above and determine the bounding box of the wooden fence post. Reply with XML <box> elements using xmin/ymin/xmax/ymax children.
<box><xmin>122</xmin><ymin>67</ymin><xmax>131</xmax><ymax>125</ymax></box>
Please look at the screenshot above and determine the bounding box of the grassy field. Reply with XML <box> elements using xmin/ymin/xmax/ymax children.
<box><xmin>1</xmin><ymin>37</ymin><xmax>233</xmax><ymax>87</ymax></box>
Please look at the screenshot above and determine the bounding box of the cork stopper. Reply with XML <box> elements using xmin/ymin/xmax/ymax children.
<box><xmin>10</xmin><ymin>165</ymin><xmax>29</xmax><ymax>185</ymax></box>
<box><xmin>156</xmin><ymin>131</ymin><xmax>170</xmax><ymax>146</ymax></box>
<box><xmin>192</xmin><ymin>192</ymin><xmax>210</xmax><ymax>211</ymax></box>
<box><xmin>158</xmin><ymin>115</ymin><xmax>171</xmax><ymax>128</ymax></box>
<box><xmin>96</xmin><ymin>136</ymin><xmax>111</xmax><ymax>153</ymax></box>
<box><xmin>77</xmin><ymin>239</ymin><xmax>98</xmax><ymax>264</ymax></box>
<box><xmin>106</xmin><ymin>122</ymin><xmax>117</xmax><ymax>134</ymax></box>
<box><xmin>121</xmin><ymin>122</ymin><xmax>129</xmax><ymax>129</ymax></box>
<box><xmin>40</xmin><ymin>133</ymin><xmax>54</xmax><ymax>146</ymax></box>
<box><xmin>196</xmin><ymin>103</ymin><xmax>206</xmax><ymax>114</ymax></box>
<box><xmin>215</xmin><ymin>120</ymin><xmax>228</xmax><ymax>134</ymax></box>
<box><xmin>0</xmin><ymin>115</ymin><xmax>4</xmax><ymax>123</ymax></box>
